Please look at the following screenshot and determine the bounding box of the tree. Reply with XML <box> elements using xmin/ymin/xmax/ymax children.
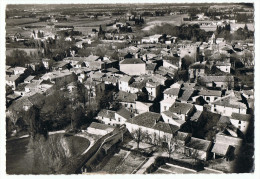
<box><xmin>181</xmin><ymin>55</ymin><xmax>194</xmax><ymax>70</ymax></box>
<box><xmin>132</xmin><ymin>128</ymin><xmax>145</xmax><ymax>149</ymax></box>
<box><xmin>165</xmin><ymin>135</ymin><xmax>177</xmax><ymax>158</ymax></box>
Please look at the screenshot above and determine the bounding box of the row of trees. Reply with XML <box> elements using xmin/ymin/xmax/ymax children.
<box><xmin>148</xmin><ymin>24</ymin><xmax>211</xmax><ymax>42</ymax></box>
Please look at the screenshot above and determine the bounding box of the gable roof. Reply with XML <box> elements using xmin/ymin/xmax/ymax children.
<box><xmin>119</xmin><ymin>75</ymin><xmax>132</xmax><ymax>82</ymax></box>
<box><xmin>185</xmin><ymin>137</ymin><xmax>212</xmax><ymax>152</ymax></box>
<box><xmin>116</xmin><ymin>107</ymin><xmax>134</xmax><ymax>120</ymax></box>
<box><xmin>114</xmin><ymin>91</ymin><xmax>137</xmax><ymax>103</ymax></box>
<box><xmin>178</xmin><ymin>89</ymin><xmax>194</xmax><ymax>102</ymax></box>
<box><xmin>120</xmin><ymin>58</ymin><xmax>145</xmax><ymax>64</ymax></box>
<box><xmin>231</xmin><ymin>113</ymin><xmax>252</xmax><ymax>122</ymax></box>
<box><xmin>163</xmin><ymin>88</ymin><xmax>180</xmax><ymax>96</ymax></box>
<box><xmin>190</xmin><ymin>110</ymin><xmax>203</xmax><ymax>122</ymax></box>
<box><xmin>199</xmin><ymin>89</ymin><xmax>222</xmax><ymax>97</ymax></box>
<box><xmin>211</xmin><ymin>95</ymin><xmax>247</xmax><ymax>109</ymax></box>
<box><xmin>211</xmin><ymin>143</ymin><xmax>230</xmax><ymax>156</ymax></box>
<box><xmin>153</xmin><ymin>122</ymin><xmax>179</xmax><ymax>134</ymax></box>
<box><xmin>146</xmin><ymin>63</ymin><xmax>157</xmax><ymax>71</ymax></box>
<box><xmin>200</xmin><ymin>75</ymin><xmax>234</xmax><ymax>83</ymax></box>
<box><xmin>169</xmin><ymin>102</ymin><xmax>194</xmax><ymax>115</ymax></box>
<box><xmin>97</xmin><ymin>109</ymin><xmax>115</xmax><ymax>119</ymax></box>
<box><xmin>128</xmin><ymin>112</ymin><xmax>161</xmax><ymax>129</ymax></box>
<box><xmin>176</xmin><ymin>131</ymin><xmax>191</xmax><ymax>141</ymax></box>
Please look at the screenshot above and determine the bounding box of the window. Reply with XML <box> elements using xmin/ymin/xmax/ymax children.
<box><xmin>118</xmin><ymin>117</ymin><xmax>121</xmax><ymax>122</ymax></box>
<box><xmin>164</xmin><ymin>106</ymin><xmax>167</xmax><ymax>111</ymax></box>
<box><xmin>238</xmin><ymin>120</ymin><xmax>241</xmax><ymax>124</ymax></box>
<box><xmin>125</xmin><ymin>104</ymin><xmax>127</xmax><ymax>107</ymax></box>
<box><xmin>206</xmin><ymin>97</ymin><xmax>210</xmax><ymax>101</ymax></box>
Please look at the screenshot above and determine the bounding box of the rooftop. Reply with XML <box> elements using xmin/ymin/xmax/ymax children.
<box><xmin>211</xmin><ymin>143</ymin><xmax>230</xmax><ymax>156</ymax></box>
<box><xmin>153</xmin><ymin>121</ymin><xmax>179</xmax><ymax>134</ymax></box>
<box><xmin>185</xmin><ymin>137</ymin><xmax>212</xmax><ymax>152</ymax></box>
<box><xmin>128</xmin><ymin>112</ymin><xmax>161</xmax><ymax>129</ymax></box>
<box><xmin>120</xmin><ymin>58</ymin><xmax>145</xmax><ymax>64</ymax></box>
<box><xmin>211</xmin><ymin>95</ymin><xmax>247</xmax><ymax>109</ymax></box>
<box><xmin>231</xmin><ymin>113</ymin><xmax>252</xmax><ymax>122</ymax></box>
<box><xmin>169</xmin><ymin>102</ymin><xmax>194</xmax><ymax>115</ymax></box>
<box><xmin>116</xmin><ymin>107</ymin><xmax>134</xmax><ymax>120</ymax></box>
<box><xmin>178</xmin><ymin>89</ymin><xmax>194</xmax><ymax>102</ymax></box>
<box><xmin>114</xmin><ymin>91</ymin><xmax>138</xmax><ymax>103</ymax></box>
<box><xmin>199</xmin><ymin>89</ymin><xmax>222</xmax><ymax>97</ymax></box>
<box><xmin>163</xmin><ymin>88</ymin><xmax>180</xmax><ymax>96</ymax></box>
<box><xmin>200</xmin><ymin>75</ymin><xmax>234</xmax><ymax>83</ymax></box>
<box><xmin>97</xmin><ymin>109</ymin><xmax>115</xmax><ymax>119</ymax></box>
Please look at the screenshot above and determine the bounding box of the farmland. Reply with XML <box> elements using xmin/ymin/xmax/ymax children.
<box><xmin>92</xmin><ymin>149</ymin><xmax>147</xmax><ymax>174</ymax></box>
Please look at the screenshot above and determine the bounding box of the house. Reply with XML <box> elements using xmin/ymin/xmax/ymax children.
<box><xmin>114</xmin><ymin>91</ymin><xmax>138</xmax><ymax>113</ymax></box>
<box><xmin>84</xmin><ymin>80</ymin><xmax>105</xmax><ymax>99</ymax></box>
<box><xmin>169</xmin><ymin>102</ymin><xmax>195</xmax><ymax>121</ymax></box>
<box><xmin>115</xmin><ymin>107</ymin><xmax>134</xmax><ymax>125</ymax></box>
<box><xmin>241</xmin><ymin>90</ymin><xmax>254</xmax><ymax>99</ymax></box>
<box><xmin>215</xmin><ymin>133</ymin><xmax>243</xmax><ymax>155</ymax></box>
<box><xmin>119</xmin><ymin>58</ymin><xmax>146</xmax><ymax>76</ymax></box>
<box><xmin>6</xmin><ymin>66</ymin><xmax>13</xmax><ymax>75</ymax></box>
<box><xmin>189</xmin><ymin>110</ymin><xmax>203</xmax><ymax>126</ymax></box>
<box><xmin>184</xmin><ymin>137</ymin><xmax>212</xmax><ymax>161</ymax></box>
<box><xmin>40</xmin><ymin>69</ymin><xmax>77</xmax><ymax>86</ymax></box>
<box><xmin>86</xmin><ymin>122</ymin><xmax>116</xmax><ymax>136</ymax></box>
<box><xmin>163</xmin><ymin>87</ymin><xmax>180</xmax><ymax>101</ymax></box>
<box><xmin>52</xmin><ymin>61</ymin><xmax>69</xmax><ymax>71</ymax></box>
<box><xmin>13</xmin><ymin>67</ymin><xmax>27</xmax><ymax>75</ymax></box>
<box><xmin>14</xmin><ymin>83</ymin><xmax>27</xmax><ymax>96</ymax></box>
<box><xmin>199</xmin><ymin>75</ymin><xmax>234</xmax><ymax>89</ymax></box>
<box><xmin>6</xmin><ymin>75</ymin><xmax>22</xmax><ymax>90</ymax></box>
<box><xmin>210</xmin><ymin>93</ymin><xmax>247</xmax><ymax>116</ymax></box>
<box><xmin>126</xmin><ymin>112</ymin><xmax>162</xmax><ymax>134</ymax></box>
<box><xmin>146</xmin><ymin>63</ymin><xmax>157</xmax><ymax>74</ymax></box>
<box><xmin>118</xmin><ymin>75</ymin><xmax>134</xmax><ymax>92</ymax></box>
<box><xmin>215</xmin><ymin>61</ymin><xmax>231</xmax><ymax>73</ymax></box>
<box><xmin>211</xmin><ymin>142</ymin><xmax>231</xmax><ymax>160</ymax></box>
<box><xmin>163</xmin><ymin>58</ymin><xmax>181</xmax><ymax>70</ymax></box>
<box><xmin>161</xmin><ymin>110</ymin><xmax>185</xmax><ymax>127</ymax></box>
<box><xmin>135</xmin><ymin>101</ymin><xmax>153</xmax><ymax>114</ymax></box>
<box><xmin>175</xmin><ymin>131</ymin><xmax>192</xmax><ymax>153</ymax></box>
<box><xmin>146</xmin><ymin>80</ymin><xmax>161</xmax><ymax>101</ymax></box>
<box><xmin>141</xmin><ymin>34</ymin><xmax>162</xmax><ymax>44</ymax></box>
<box><xmin>42</xmin><ymin>58</ymin><xmax>52</xmax><ymax>69</ymax></box>
<box><xmin>230</xmin><ymin>113</ymin><xmax>252</xmax><ymax>134</ymax></box>
<box><xmin>24</xmin><ymin>75</ymin><xmax>35</xmax><ymax>83</ymax></box>
<box><xmin>96</xmin><ymin>109</ymin><xmax>116</xmax><ymax>126</ymax></box>
<box><xmin>189</xmin><ymin>62</ymin><xmax>206</xmax><ymax>79</ymax></box>
<box><xmin>216</xmin><ymin>38</ymin><xmax>226</xmax><ymax>44</ymax></box>
<box><xmin>153</xmin><ymin>122</ymin><xmax>180</xmax><ymax>144</ymax></box>
<box><xmin>198</xmin><ymin>89</ymin><xmax>222</xmax><ymax>103</ymax></box>
<box><xmin>102</xmin><ymin>75</ymin><xmax>118</xmax><ymax>87</ymax></box>
<box><xmin>178</xmin><ymin>89</ymin><xmax>194</xmax><ymax>103</ymax></box>
<box><xmin>160</xmin><ymin>98</ymin><xmax>176</xmax><ymax>113</ymax></box>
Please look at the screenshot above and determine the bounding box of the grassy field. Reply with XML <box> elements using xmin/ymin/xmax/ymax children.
<box><xmin>6</xmin><ymin>18</ymin><xmax>39</xmax><ymax>26</ymax></box>
<box><xmin>142</xmin><ymin>14</ymin><xmax>188</xmax><ymax>31</ymax></box>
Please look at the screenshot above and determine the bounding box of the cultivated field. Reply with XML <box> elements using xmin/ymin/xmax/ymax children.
<box><xmin>95</xmin><ymin>149</ymin><xmax>147</xmax><ymax>174</ymax></box>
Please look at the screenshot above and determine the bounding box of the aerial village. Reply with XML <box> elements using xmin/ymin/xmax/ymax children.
<box><xmin>5</xmin><ymin>4</ymin><xmax>254</xmax><ymax>174</ymax></box>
